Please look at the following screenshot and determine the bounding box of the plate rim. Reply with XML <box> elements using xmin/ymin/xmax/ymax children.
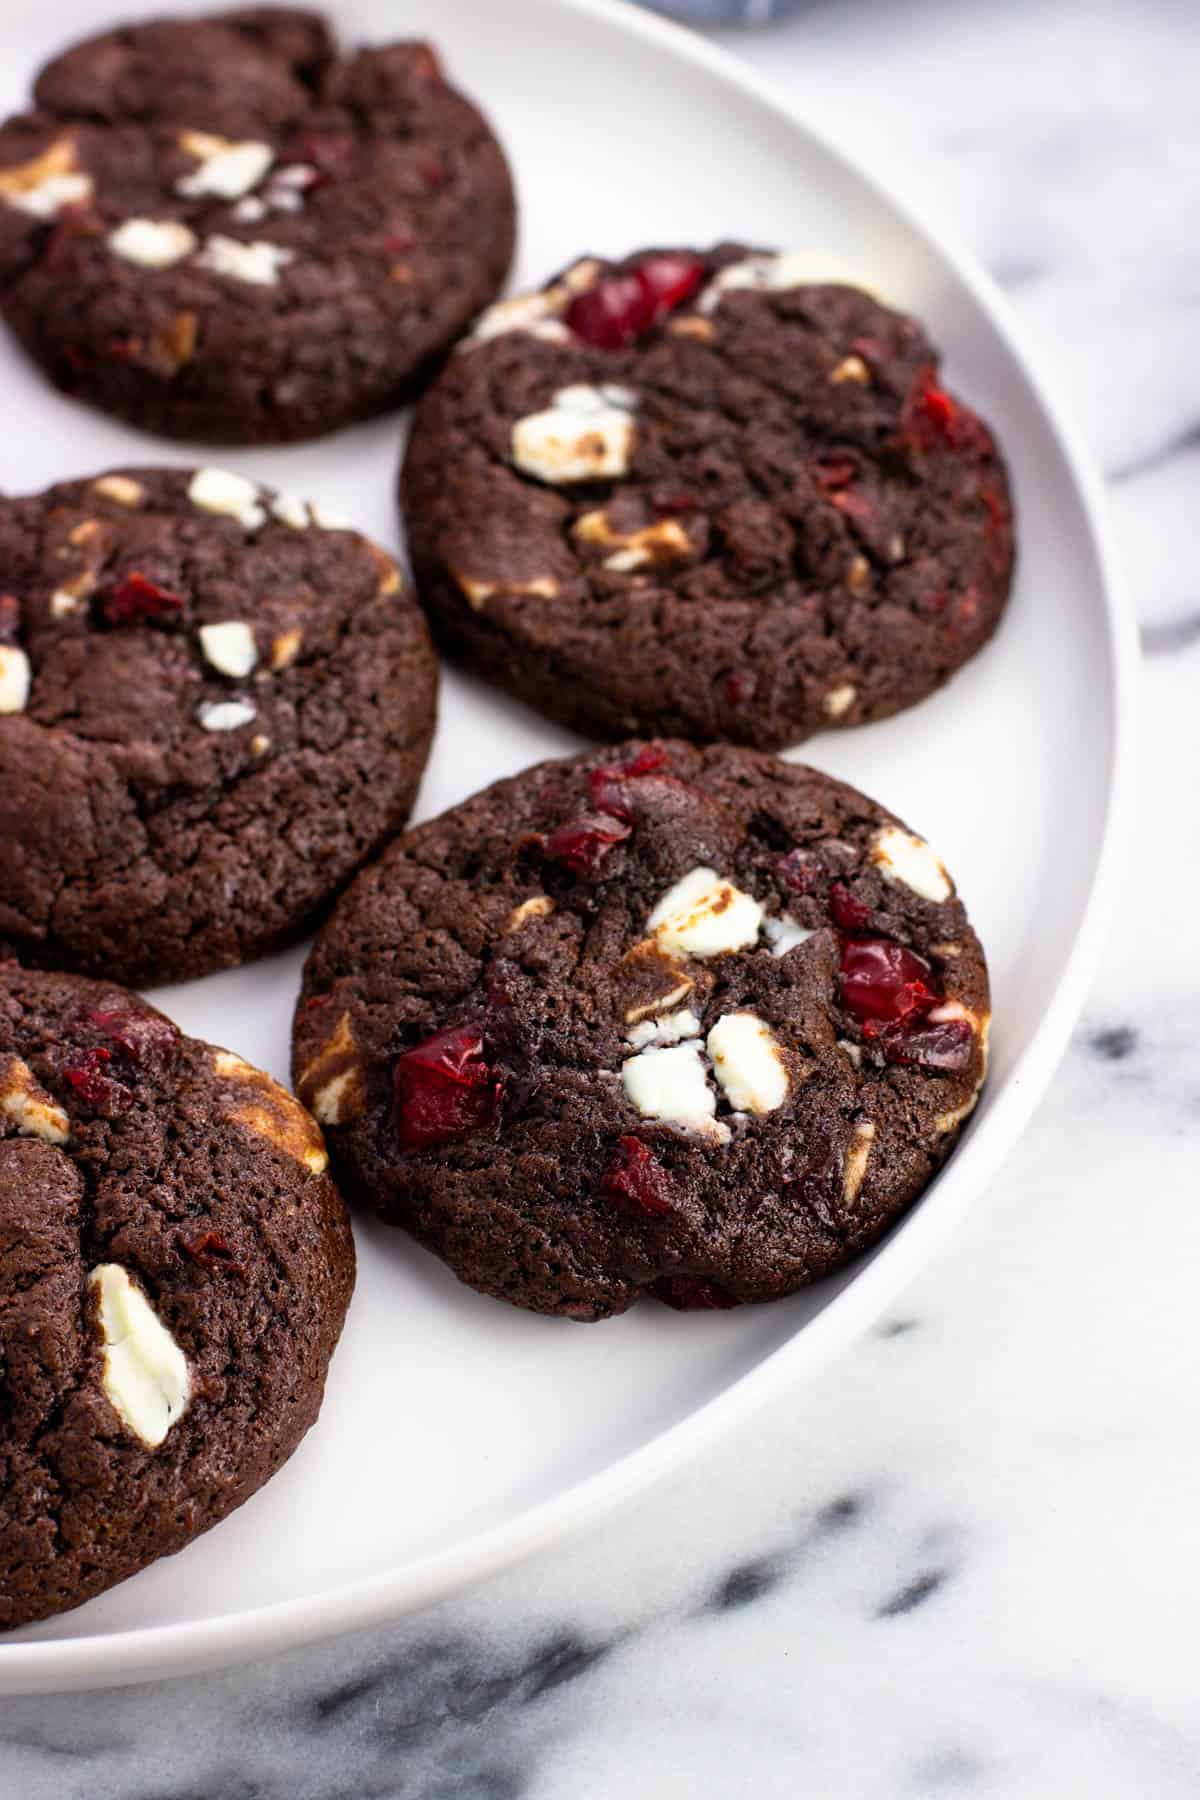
<box><xmin>0</xmin><ymin>0</ymin><xmax>1138</xmax><ymax>1693</ymax></box>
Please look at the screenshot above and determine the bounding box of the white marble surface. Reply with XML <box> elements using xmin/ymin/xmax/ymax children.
<box><xmin>1</xmin><ymin>0</ymin><xmax>1192</xmax><ymax>1791</ymax></box>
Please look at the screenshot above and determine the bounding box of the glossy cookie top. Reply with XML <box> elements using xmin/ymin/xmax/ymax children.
<box><xmin>0</xmin><ymin>962</ymin><xmax>354</xmax><ymax>1630</ymax></box>
<box><xmin>0</xmin><ymin>464</ymin><xmax>436</xmax><ymax>985</ymax></box>
<box><xmin>295</xmin><ymin>741</ymin><xmax>990</xmax><ymax>1320</ymax></box>
<box><xmin>402</xmin><ymin>244</ymin><xmax>1013</xmax><ymax>749</ymax></box>
<box><xmin>0</xmin><ymin>8</ymin><xmax>515</xmax><ymax>440</ymax></box>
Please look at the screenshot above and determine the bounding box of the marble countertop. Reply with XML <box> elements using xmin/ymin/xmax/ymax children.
<box><xmin>2</xmin><ymin>0</ymin><xmax>1192</xmax><ymax>1792</ymax></box>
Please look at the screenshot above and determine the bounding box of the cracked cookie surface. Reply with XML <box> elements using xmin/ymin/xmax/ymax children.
<box><xmin>0</xmin><ymin>464</ymin><xmax>437</xmax><ymax>986</ymax></box>
<box><xmin>401</xmin><ymin>244</ymin><xmax>1014</xmax><ymax>749</ymax></box>
<box><xmin>0</xmin><ymin>963</ymin><xmax>354</xmax><ymax>1631</ymax></box>
<box><xmin>294</xmin><ymin>741</ymin><xmax>990</xmax><ymax>1320</ymax></box>
<box><xmin>0</xmin><ymin>7</ymin><xmax>515</xmax><ymax>442</ymax></box>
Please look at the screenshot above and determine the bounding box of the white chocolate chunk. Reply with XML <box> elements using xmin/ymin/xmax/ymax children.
<box><xmin>647</xmin><ymin>866</ymin><xmax>764</xmax><ymax>959</ymax></box>
<box><xmin>707</xmin><ymin>1012</ymin><xmax>789</xmax><ymax>1114</ymax></box>
<box><xmin>838</xmin><ymin>1038</ymin><xmax>863</xmax><ymax>1070</ymax></box>
<box><xmin>90</xmin><ymin>1264</ymin><xmax>190</xmax><ymax>1448</ymax></box>
<box><xmin>177</xmin><ymin>139</ymin><xmax>273</xmax><ymax>201</ymax></box>
<box><xmin>196</xmin><ymin>234</ymin><xmax>294</xmax><ymax>287</ymax></box>
<box><xmin>934</xmin><ymin>1015</ymin><xmax>990</xmax><ymax>1133</ymax></box>
<box><xmin>309</xmin><ymin>503</ymin><xmax>354</xmax><ymax>532</ymax></box>
<box><xmin>467</xmin><ymin>258</ymin><xmax>601</xmax><ymax>345</ymax></box>
<box><xmin>269</xmin><ymin>628</ymin><xmax>303</xmax><ymax>671</ymax></box>
<box><xmin>188</xmin><ymin>467</ymin><xmax>266</xmax><ymax>531</ymax></box>
<box><xmin>50</xmin><ymin>589</ymin><xmax>81</xmax><ymax>618</ymax></box>
<box><xmin>199</xmin><ymin>620</ymin><xmax>258</xmax><ymax>678</ymax></box>
<box><xmin>506</xmin><ymin>894</ymin><xmax>555</xmax><ymax>931</ymax></box>
<box><xmin>108</xmin><ymin>217</ymin><xmax>197</xmax><ymax>269</ymax></box>
<box><xmin>870</xmin><ymin>826</ymin><xmax>952</xmax><ymax>903</ymax></box>
<box><xmin>698</xmin><ymin>251</ymin><xmax>876</xmax><ymax>314</ymax></box>
<box><xmin>0</xmin><ymin>646</ymin><xmax>31</xmax><ymax>714</ymax></box>
<box><xmin>309</xmin><ymin>1067</ymin><xmax>358</xmax><ymax>1126</ymax></box>
<box><xmin>842</xmin><ymin>1120</ymin><xmax>876</xmax><ymax>1202</ymax></box>
<box><xmin>0</xmin><ymin>1058</ymin><xmax>69</xmax><ymax>1143</ymax></box>
<box><xmin>232</xmin><ymin>195</ymin><xmax>267</xmax><ymax>223</ymax></box>
<box><xmin>454</xmin><ymin>572</ymin><xmax>559</xmax><ymax>612</ymax></box>
<box><xmin>626</xmin><ymin>1008</ymin><xmax>703</xmax><ymax>1050</ymax></box>
<box><xmin>621</xmin><ymin>1043</ymin><xmax>728</xmax><ymax>1142</ymax></box>
<box><xmin>197</xmin><ymin>698</ymin><xmax>257</xmax><ymax>732</ymax></box>
<box><xmin>763</xmin><ymin>916</ymin><xmax>813</xmax><ymax>958</ymax></box>
<box><xmin>573</xmin><ymin>509</ymin><xmax>692</xmax><ymax>573</ymax></box>
<box><xmin>823</xmin><ymin>683</ymin><xmax>857</xmax><ymax>719</ymax></box>
<box><xmin>511</xmin><ymin>384</ymin><xmax>636</xmax><ymax>485</ymax></box>
<box><xmin>271</xmin><ymin>491</ymin><xmax>310</xmax><ymax>530</ymax></box>
<box><xmin>0</xmin><ymin>138</ymin><xmax>92</xmax><ymax>217</ymax></box>
<box><xmin>93</xmin><ymin>474</ymin><xmax>144</xmax><ymax>507</ymax></box>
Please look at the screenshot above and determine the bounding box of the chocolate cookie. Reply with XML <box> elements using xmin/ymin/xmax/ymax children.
<box><xmin>401</xmin><ymin>245</ymin><xmax>1014</xmax><ymax>749</ymax></box>
<box><xmin>0</xmin><ymin>963</ymin><xmax>354</xmax><ymax>1630</ymax></box>
<box><xmin>294</xmin><ymin>740</ymin><xmax>990</xmax><ymax>1320</ymax></box>
<box><xmin>0</xmin><ymin>8</ymin><xmax>515</xmax><ymax>442</ymax></box>
<box><xmin>0</xmin><ymin>463</ymin><xmax>437</xmax><ymax>986</ymax></box>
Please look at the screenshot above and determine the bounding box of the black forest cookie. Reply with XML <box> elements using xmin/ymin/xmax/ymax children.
<box><xmin>401</xmin><ymin>245</ymin><xmax>1013</xmax><ymax>748</ymax></box>
<box><xmin>294</xmin><ymin>740</ymin><xmax>990</xmax><ymax>1319</ymax></box>
<box><xmin>0</xmin><ymin>464</ymin><xmax>437</xmax><ymax>986</ymax></box>
<box><xmin>0</xmin><ymin>7</ymin><xmax>516</xmax><ymax>441</ymax></box>
<box><xmin>0</xmin><ymin>963</ymin><xmax>354</xmax><ymax>1629</ymax></box>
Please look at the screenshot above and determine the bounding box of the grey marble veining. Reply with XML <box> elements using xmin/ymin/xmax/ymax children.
<box><xmin>2</xmin><ymin>0</ymin><xmax>1195</xmax><ymax>1793</ymax></box>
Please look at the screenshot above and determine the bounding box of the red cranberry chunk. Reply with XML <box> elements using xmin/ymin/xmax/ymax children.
<box><xmin>0</xmin><ymin>595</ymin><xmax>20</xmax><ymax>644</ymax></box>
<box><xmin>600</xmin><ymin>1136</ymin><xmax>676</xmax><ymax>1218</ymax></box>
<box><xmin>84</xmin><ymin>1007</ymin><xmax>179</xmax><ymax>1070</ymax></box>
<box><xmin>277</xmin><ymin>132</ymin><xmax>356</xmax><ymax>184</ymax></box>
<box><xmin>776</xmin><ymin>848</ymin><xmax>824</xmax><ymax>895</ymax></box>
<box><xmin>566</xmin><ymin>255</ymin><xmax>707</xmax><ymax>350</ymax></box>
<box><xmin>828</xmin><ymin>882</ymin><xmax>873</xmax><ymax>932</ymax></box>
<box><xmin>394</xmin><ymin>1024</ymin><xmax>501</xmax><ymax>1151</ymax></box>
<box><xmin>811</xmin><ymin>451</ymin><xmax>859</xmax><ymax>494</ymax></box>
<box><xmin>636</xmin><ymin>253</ymin><xmax>707</xmax><ymax>317</ymax></box>
<box><xmin>62</xmin><ymin>1047</ymin><xmax>132</xmax><ymax>1114</ymax></box>
<box><xmin>544</xmin><ymin>812</ymin><xmax>631</xmax><ymax>879</ymax></box>
<box><xmin>180</xmin><ymin>1230</ymin><xmax>243</xmax><ymax>1272</ymax></box>
<box><xmin>653</xmin><ymin>1274</ymin><xmax>740</xmax><ymax>1311</ymax></box>
<box><xmin>840</xmin><ymin>938</ymin><xmax>936</xmax><ymax>1025</ymax></box>
<box><xmin>102</xmin><ymin>571</ymin><xmax>185</xmax><ymax>626</ymax></box>
<box><xmin>588</xmin><ymin>745</ymin><xmax>670</xmax><ymax>820</ymax></box>
<box><xmin>875</xmin><ymin>1016</ymin><xmax>974</xmax><ymax>1073</ymax></box>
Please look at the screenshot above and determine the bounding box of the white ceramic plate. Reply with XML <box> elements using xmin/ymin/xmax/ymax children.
<box><xmin>0</xmin><ymin>0</ymin><xmax>1134</xmax><ymax>1694</ymax></box>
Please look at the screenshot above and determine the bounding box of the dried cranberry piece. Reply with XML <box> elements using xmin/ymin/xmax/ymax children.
<box><xmin>278</xmin><ymin>132</ymin><xmax>356</xmax><ymax>184</ymax></box>
<box><xmin>780</xmin><ymin>1131</ymin><xmax>844</xmax><ymax>1236</ymax></box>
<box><xmin>903</xmin><ymin>365</ymin><xmax>995</xmax><ymax>458</ymax></box>
<box><xmin>0</xmin><ymin>595</ymin><xmax>20</xmax><ymax>645</ymax></box>
<box><xmin>723</xmin><ymin>670</ymin><xmax>758</xmax><ymax>707</ymax></box>
<box><xmin>776</xmin><ymin>848</ymin><xmax>823</xmax><ymax>895</ymax></box>
<box><xmin>828</xmin><ymin>882</ymin><xmax>874</xmax><ymax>932</ymax></box>
<box><xmin>636</xmin><ymin>252</ymin><xmax>707</xmax><ymax>317</ymax></box>
<box><xmin>393</xmin><ymin>1024</ymin><xmax>501</xmax><ymax>1151</ymax></box>
<box><xmin>62</xmin><ymin>1047</ymin><xmax>132</xmax><ymax>1113</ymax></box>
<box><xmin>650</xmin><ymin>488</ymin><xmax>700</xmax><ymax>516</ymax></box>
<box><xmin>566</xmin><ymin>254</ymin><xmax>707</xmax><ymax>350</ymax></box>
<box><xmin>811</xmin><ymin>451</ymin><xmax>858</xmax><ymax>494</ymax></box>
<box><xmin>653</xmin><ymin>1275</ymin><xmax>740</xmax><ymax>1312</ymax></box>
<box><xmin>587</xmin><ymin>744</ymin><xmax>669</xmax><ymax>820</ymax></box>
<box><xmin>544</xmin><ymin>811</ymin><xmax>631</xmax><ymax>880</ymax></box>
<box><xmin>565</xmin><ymin>273</ymin><xmax>648</xmax><ymax>350</ymax></box>
<box><xmin>840</xmin><ymin>938</ymin><xmax>936</xmax><ymax>1025</ymax></box>
<box><xmin>83</xmin><ymin>1007</ymin><xmax>179</xmax><ymax>1071</ymax></box>
<box><xmin>102</xmin><ymin>571</ymin><xmax>185</xmax><ymax>626</ymax></box>
<box><xmin>874</xmin><ymin>1016</ymin><xmax>974</xmax><ymax>1073</ymax></box>
<box><xmin>600</xmin><ymin>1136</ymin><xmax>676</xmax><ymax>1218</ymax></box>
<box><xmin>180</xmin><ymin>1230</ymin><xmax>244</xmax><ymax>1273</ymax></box>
